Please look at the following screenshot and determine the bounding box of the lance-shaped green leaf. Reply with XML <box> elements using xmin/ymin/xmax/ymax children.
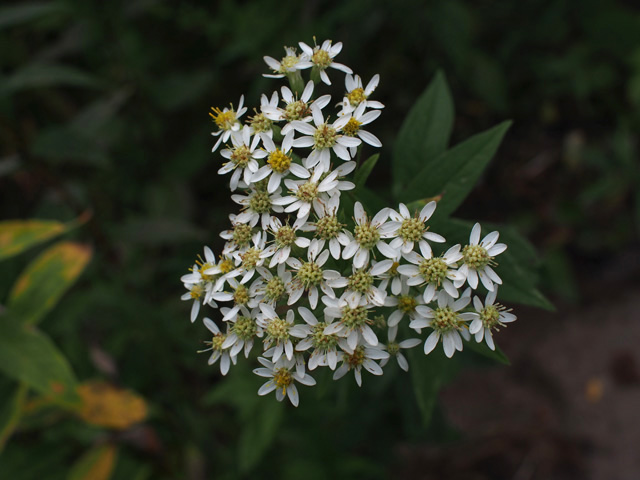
<box><xmin>0</xmin><ymin>384</ymin><xmax>27</xmax><ymax>452</ymax></box>
<box><xmin>0</xmin><ymin>2</ymin><xmax>66</xmax><ymax>30</ymax></box>
<box><xmin>464</xmin><ymin>339</ymin><xmax>510</xmax><ymax>365</ymax></box>
<box><xmin>0</xmin><ymin>213</ymin><xmax>89</xmax><ymax>261</ymax></box>
<box><xmin>403</xmin><ymin>121</ymin><xmax>512</xmax><ymax>216</ymax></box>
<box><xmin>0</xmin><ymin>315</ymin><xmax>79</xmax><ymax>406</ymax></box>
<box><xmin>392</xmin><ymin>71</ymin><xmax>454</xmax><ymax>198</ymax></box>
<box><xmin>407</xmin><ymin>347</ymin><xmax>459</xmax><ymax>426</ymax></box>
<box><xmin>8</xmin><ymin>242</ymin><xmax>92</xmax><ymax>326</ymax></box>
<box><xmin>354</xmin><ymin>153</ymin><xmax>379</xmax><ymax>187</ymax></box>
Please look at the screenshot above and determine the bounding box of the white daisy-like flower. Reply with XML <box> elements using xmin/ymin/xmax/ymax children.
<box><xmin>339</xmin><ymin>73</ymin><xmax>384</xmax><ymax>115</ymax></box>
<box><xmin>410</xmin><ymin>291</ymin><xmax>475</xmax><ymax>358</ymax></box>
<box><xmin>230</xmin><ymin>231</ymin><xmax>275</xmax><ymax>283</ymax></box>
<box><xmin>210</xmin><ymin>95</ymin><xmax>247</xmax><ymax>152</ymax></box>
<box><xmin>219</xmin><ymin>277</ymin><xmax>259</xmax><ymax>321</ymax></box>
<box><xmin>383</xmin><ymin>284</ymin><xmax>426</xmax><ymax>327</ymax></box>
<box><xmin>386</xmin><ymin>202</ymin><xmax>445</xmax><ymax>255</ymax></box>
<box><xmin>220</xmin><ymin>306</ymin><xmax>263</xmax><ymax>358</ymax></box>
<box><xmin>379</xmin><ymin>326</ymin><xmax>421</xmax><ymax>372</ymax></box>
<box><xmin>290</xmin><ymin>104</ymin><xmax>361</xmax><ymax>173</ymax></box>
<box><xmin>332</xmin><ymin>345</ymin><xmax>389</xmax><ymax>387</ymax></box>
<box><xmin>252</xmin><ymin>263</ymin><xmax>291</xmax><ymax>306</ymax></box>
<box><xmin>220</xmin><ymin>214</ymin><xmax>255</xmax><ymax>255</ymax></box>
<box><xmin>294</xmin><ymin>307</ymin><xmax>345</xmax><ymax>370</ymax></box>
<box><xmin>286</xmin><ymin>239</ymin><xmax>347</xmax><ymax>309</ymax></box>
<box><xmin>250</xmin><ymin>131</ymin><xmax>310</xmax><ymax>193</ymax></box>
<box><xmin>219</xmin><ymin>126</ymin><xmax>266</xmax><ymax>191</ymax></box>
<box><xmin>248</xmin><ymin>91</ymin><xmax>278</xmax><ymax>138</ymax></box>
<box><xmin>343</xmin><ymin>265</ymin><xmax>387</xmax><ymax>307</ymax></box>
<box><xmin>262</xmin><ymin>81</ymin><xmax>330</xmax><ymax>133</ymax></box>
<box><xmin>266</xmin><ymin>216</ymin><xmax>310</xmax><ymax>267</ymax></box>
<box><xmin>468</xmin><ymin>288</ymin><xmax>517</xmax><ymax>351</ymax></box>
<box><xmin>397</xmin><ymin>243</ymin><xmax>464</xmax><ymax>303</ymax></box>
<box><xmin>253</xmin><ymin>356</ymin><xmax>316</xmax><ymax>407</ymax></box>
<box><xmin>322</xmin><ymin>293</ymin><xmax>378</xmax><ymax>350</ymax></box>
<box><xmin>340</xmin><ymin>102</ymin><xmax>383</xmax><ymax>156</ymax></box>
<box><xmin>263</xmin><ymin>46</ymin><xmax>306</xmax><ymax>78</ymax></box>
<box><xmin>342</xmin><ymin>201</ymin><xmax>395</xmax><ymax>269</ymax></box>
<box><xmin>370</xmin><ymin>249</ymin><xmax>406</xmax><ymax>296</ymax></box>
<box><xmin>455</xmin><ymin>223</ymin><xmax>507</xmax><ymax>292</ymax></box>
<box><xmin>273</xmin><ymin>162</ymin><xmax>355</xmax><ymax>220</ymax></box>
<box><xmin>200</xmin><ymin>318</ymin><xmax>237</xmax><ymax>375</ymax></box>
<box><xmin>299</xmin><ymin>194</ymin><xmax>351</xmax><ymax>260</ymax></box>
<box><xmin>297</xmin><ymin>40</ymin><xmax>353</xmax><ymax>85</ymax></box>
<box><xmin>231</xmin><ymin>186</ymin><xmax>284</xmax><ymax>229</ymax></box>
<box><xmin>257</xmin><ymin>304</ymin><xmax>311</xmax><ymax>363</ymax></box>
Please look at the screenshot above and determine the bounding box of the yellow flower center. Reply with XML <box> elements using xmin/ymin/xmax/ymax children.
<box><xmin>347</xmin><ymin>87</ymin><xmax>366</xmax><ymax>106</ymax></box>
<box><xmin>209</xmin><ymin>107</ymin><xmax>236</xmax><ymax>131</ymax></box>
<box><xmin>268</xmin><ymin>149</ymin><xmax>292</xmax><ymax>173</ymax></box>
<box><xmin>342</xmin><ymin>117</ymin><xmax>361</xmax><ymax>137</ymax></box>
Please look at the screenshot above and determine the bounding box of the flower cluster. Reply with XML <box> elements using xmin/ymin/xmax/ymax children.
<box><xmin>182</xmin><ymin>39</ymin><xmax>517</xmax><ymax>406</ymax></box>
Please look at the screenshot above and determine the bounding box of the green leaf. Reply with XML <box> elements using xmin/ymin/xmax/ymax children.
<box><xmin>0</xmin><ymin>215</ymin><xmax>88</xmax><ymax>261</ymax></box>
<box><xmin>0</xmin><ymin>2</ymin><xmax>66</xmax><ymax>30</ymax></box>
<box><xmin>392</xmin><ymin>71</ymin><xmax>454</xmax><ymax>197</ymax></box>
<box><xmin>1</xmin><ymin>63</ymin><xmax>100</xmax><ymax>94</ymax></box>
<box><xmin>0</xmin><ymin>384</ymin><xmax>27</xmax><ymax>452</ymax></box>
<box><xmin>8</xmin><ymin>242</ymin><xmax>92</xmax><ymax>326</ymax></box>
<box><xmin>0</xmin><ymin>315</ymin><xmax>79</xmax><ymax>406</ymax></box>
<box><xmin>237</xmin><ymin>400</ymin><xmax>284</xmax><ymax>474</ymax></box>
<box><xmin>464</xmin><ymin>339</ymin><xmax>510</xmax><ymax>365</ymax></box>
<box><xmin>407</xmin><ymin>347</ymin><xmax>458</xmax><ymax>426</ymax></box>
<box><xmin>403</xmin><ymin>121</ymin><xmax>512</xmax><ymax>217</ymax></box>
<box><xmin>354</xmin><ymin>154</ymin><xmax>379</xmax><ymax>187</ymax></box>
<box><xmin>68</xmin><ymin>445</ymin><xmax>117</xmax><ymax>480</ymax></box>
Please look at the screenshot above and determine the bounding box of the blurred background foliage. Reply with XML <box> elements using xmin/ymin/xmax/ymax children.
<box><xmin>0</xmin><ymin>0</ymin><xmax>639</xmax><ymax>478</ymax></box>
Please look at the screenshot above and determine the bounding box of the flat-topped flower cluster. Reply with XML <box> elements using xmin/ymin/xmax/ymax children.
<box><xmin>182</xmin><ymin>39</ymin><xmax>516</xmax><ymax>406</ymax></box>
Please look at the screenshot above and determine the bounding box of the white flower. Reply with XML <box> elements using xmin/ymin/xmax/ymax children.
<box><xmin>257</xmin><ymin>305</ymin><xmax>310</xmax><ymax>363</ymax></box>
<box><xmin>219</xmin><ymin>126</ymin><xmax>266</xmax><ymax>191</ymax></box>
<box><xmin>455</xmin><ymin>223</ymin><xmax>507</xmax><ymax>292</ymax></box>
<box><xmin>210</xmin><ymin>95</ymin><xmax>247</xmax><ymax>152</ymax></box>
<box><xmin>272</xmin><ymin>163</ymin><xmax>355</xmax><ymax>220</ymax></box>
<box><xmin>370</xmin><ymin>250</ymin><xmax>406</xmax><ymax>296</ymax></box>
<box><xmin>340</xmin><ymin>102</ymin><xmax>383</xmax><ymax>156</ymax></box>
<box><xmin>468</xmin><ymin>288</ymin><xmax>516</xmax><ymax>351</ymax></box>
<box><xmin>248</xmin><ymin>91</ymin><xmax>278</xmax><ymax>138</ymax></box>
<box><xmin>332</xmin><ymin>345</ymin><xmax>389</xmax><ymax>387</ymax></box>
<box><xmin>410</xmin><ymin>291</ymin><xmax>475</xmax><ymax>358</ymax></box>
<box><xmin>286</xmin><ymin>239</ymin><xmax>347</xmax><ymax>309</ymax></box>
<box><xmin>297</xmin><ymin>40</ymin><xmax>353</xmax><ymax>85</ymax></box>
<box><xmin>379</xmin><ymin>326</ymin><xmax>421</xmax><ymax>372</ymax></box>
<box><xmin>291</xmin><ymin>104</ymin><xmax>361</xmax><ymax>173</ymax></box>
<box><xmin>231</xmin><ymin>187</ymin><xmax>284</xmax><ymax>229</ymax></box>
<box><xmin>266</xmin><ymin>216</ymin><xmax>310</xmax><ymax>267</ymax></box>
<box><xmin>397</xmin><ymin>243</ymin><xmax>463</xmax><ymax>303</ymax></box>
<box><xmin>219</xmin><ymin>277</ymin><xmax>259</xmax><ymax>321</ymax></box>
<box><xmin>262</xmin><ymin>81</ymin><xmax>330</xmax><ymax>134</ymax></box>
<box><xmin>386</xmin><ymin>202</ymin><xmax>445</xmax><ymax>255</ymax></box>
<box><xmin>343</xmin><ymin>265</ymin><xmax>387</xmax><ymax>307</ymax></box>
<box><xmin>220</xmin><ymin>215</ymin><xmax>255</xmax><ymax>255</ymax></box>
<box><xmin>322</xmin><ymin>293</ymin><xmax>378</xmax><ymax>350</ymax></box>
<box><xmin>250</xmin><ymin>131</ymin><xmax>310</xmax><ymax>193</ymax></box>
<box><xmin>383</xmin><ymin>285</ymin><xmax>426</xmax><ymax>327</ymax></box>
<box><xmin>294</xmin><ymin>307</ymin><xmax>344</xmax><ymax>370</ymax></box>
<box><xmin>200</xmin><ymin>318</ymin><xmax>237</xmax><ymax>375</ymax></box>
<box><xmin>252</xmin><ymin>263</ymin><xmax>291</xmax><ymax>306</ymax></box>
<box><xmin>230</xmin><ymin>231</ymin><xmax>275</xmax><ymax>283</ymax></box>
<box><xmin>299</xmin><ymin>195</ymin><xmax>351</xmax><ymax>260</ymax></box>
<box><xmin>339</xmin><ymin>73</ymin><xmax>384</xmax><ymax>115</ymax></box>
<box><xmin>220</xmin><ymin>306</ymin><xmax>263</xmax><ymax>358</ymax></box>
<box><xmin>263</xmin><ymin>46</ymin><xmax>306</xmax><ymax>78</ymax></box>
<box><xmin>342</xmin><ymin>201</ymin><xmax>395</xmax><ymax>269</ymax></box>
<box><xmin>253</xmin><ymin>356</ymin><xmax>316</xmax><ymax>407</ymax></box>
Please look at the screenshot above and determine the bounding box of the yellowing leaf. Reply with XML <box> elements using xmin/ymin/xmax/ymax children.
<box><xmin>76</xmin><ymin>381</ymin><xmax>147</xmax><ymax>430</ymax></box>
<box><xmin>68</xmin><ymin>444</ymin><xmax>117</xmax><ymax>480</ymax></box>
<box><xmin>8</xmin><ymin>242</ymin><xmax>92</xmax><ymax>326</ymax></box>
